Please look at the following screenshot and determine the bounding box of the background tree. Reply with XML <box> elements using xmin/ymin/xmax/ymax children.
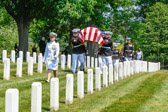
<box><xmin>0</xmin><ymin>0</ymin><xmax>60</xmax><ymax>58</ymax></box>
<box><xmin>140</xmin><ymin>2</ymin><xmax>168</xmax><ymax>65</ymax></box>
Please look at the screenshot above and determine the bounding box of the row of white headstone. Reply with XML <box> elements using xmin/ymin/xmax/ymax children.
<box><xmin>2</xmin><ymin>50</ymin><xmax>38</xmax><ymax>64</ymax></box>
<box><xmin>148</xmin><ymin>62</ymin><xmax>160</xmax><ymax>72</ymax></box>
<box><xmin>3</xmin><ymin>53</ymin><xmax>43</xmax><ymax>80</ymax></box>
<box><xmin>4</xmin><ymin>60</ymin><xmax>160</xmax><ymax>112</ymax></box>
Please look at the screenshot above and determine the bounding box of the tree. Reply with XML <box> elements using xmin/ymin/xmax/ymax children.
<box><xmin>0</xmin><ymin>0</ymin><xmax>59</xmax><ymax>58</ymax></box>
<box><xmin>140</xmin><ymin>2</ymin><xmax>168</xmax><ymax>64</ymax></box>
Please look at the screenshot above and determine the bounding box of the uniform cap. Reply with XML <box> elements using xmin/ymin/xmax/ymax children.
<box><xmin>49</xmin><ymin>32</ymin><xmax>57</xmax><ymax>37</ymax></box>
<box><xmin>105</xmin><ymin>31</ymin><xmax>112</xmax><ymax>35</ymax></box>
<box><xmin>127</xmin><ymin>38</ymin><xmax>131</xmax><ymax>41</ymax></box>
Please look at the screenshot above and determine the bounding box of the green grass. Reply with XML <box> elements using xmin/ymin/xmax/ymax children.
<box><xmin>0</xmin><ymin>61</ymin><xmax>168</xmax><ymax>112</ymax></box>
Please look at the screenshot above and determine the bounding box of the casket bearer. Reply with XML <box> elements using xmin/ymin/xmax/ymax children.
<box><xmin>124</xmin><ymin>38</ymin><xmax>134</xmax><ymax>61</ymax></box>
<box><xmin>72</xmin><ymin>29</ymin><xmax>87</xmax><ymax>73</ymax></box>
<box><xmin>112</xmin><ymin>45</ymin><xmax>120</xmax><ymax>65</ymax></box>
<box><xmin>98</xmin><ymin>31</ymin><xmax>113</xmax><ymax>73</ymax></box>
<box><xmin>43</xmin><ymin>32</ymin><xmax>60</xmax><ymax>82</ymax></box>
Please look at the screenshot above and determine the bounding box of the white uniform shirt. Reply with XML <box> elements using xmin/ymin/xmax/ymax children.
<box><xmin>44</xmin><ymin>41</ymin><xmax>60</xmax><ymax>70</ymax></box>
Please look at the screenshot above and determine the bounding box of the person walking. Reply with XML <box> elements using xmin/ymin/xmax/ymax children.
<box><xmin>136</xmin><ymin>48</ymin><xmax>143</xmax><ymax>60</ymax></box>
<box><xmin>71</xmin><ymin>29</ymin><xmax>86</xmax><ymax>73</ymax></box>
<box><xmin>39</xmin><ymin>37</ymin><xmax>46</xmax><ymax>56</ymax></box>
<box><xmin>124</xmin><ymin>38</ymin><xmax>134</xmax><ymax>61</ymax></box>
<box><xmin>98</xmin><ymin>31</ymin><xmax>113</xmax><ymax>73</ymax></box>
<box><xmin>43</xmin><ymin>32</ymin><xmax>60</xmax><ymax>82</ymax></box>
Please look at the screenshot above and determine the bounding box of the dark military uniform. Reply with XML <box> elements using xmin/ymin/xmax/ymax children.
<box><xmin>72</xmin><ymin>37</ymin><xmax>86</xmax><ymax>73</ymax></box>
<box><xmin>98</xmin><ymin>37</ymin><xmax>113</xmax><ymax>56</ymax></box>
<box><xmin>72</xmin><ymin>37</ymin><xmax>86</xmax><ymax>54</ymax></box>
<box><xmin>98</xmin><ymin>37</ymin><xmax>113</xmax><ymax>73</ymax></box>
<box><xmin>112</xmin><ymin>49</ymin><xmax>120</xmax><ymax>64</ymax></box>
<box><xmin>124</xmin><ymin>43</ymin><xmax>134</xmax><ymax>61</ymax></box>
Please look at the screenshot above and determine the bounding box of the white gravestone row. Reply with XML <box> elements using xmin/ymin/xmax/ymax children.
<box><xmin>148</xmin><ymin>62</ymin><xmax>160</xmax><ymax>72</ymax></box>
<box><xmin>4</xmin><ymin>60</ymin><xmax>161</xmax><ymax>111</ymax></box>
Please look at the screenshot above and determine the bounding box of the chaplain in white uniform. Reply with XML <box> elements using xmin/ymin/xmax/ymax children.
<box><xmin>43</xmin><ymin>32</ymin><xmax>60</xmax><ymax>82</ymax></box>
<box><xmin>98</xmin><ymin>31</ymin><xmax>113</xmax><ymax>73</ymax></box>
<box><xmin>71</xmin><ymin>29</ymin><xmax>86</xmax><ymax>73</ymax></box>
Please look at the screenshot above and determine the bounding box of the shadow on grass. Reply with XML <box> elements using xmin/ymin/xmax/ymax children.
<box><xmin>60</xmin><ymin>101</ymin><xmax>65</xmax><ymax>104</ymax></box>
<box><xmin>42</xmin><ymin>107</ymin><xmax>50</xmax><ymax>111</ymax></box>
<box><xmin>64</xmin><ymin>70</ymin><xmax>72</xmax><ymax>73</ymax></box>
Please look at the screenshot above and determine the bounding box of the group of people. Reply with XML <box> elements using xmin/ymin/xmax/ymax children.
<box><xmin>38</xmin><ymin>28</ymin><xmax>143</xmax><ymax>82</ymax></box>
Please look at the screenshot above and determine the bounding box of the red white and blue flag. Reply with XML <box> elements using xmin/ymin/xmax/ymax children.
<box><xmin>79</xmin><ymin>27</ymin><xmax>104</xmax><ymax>46</ymax></box>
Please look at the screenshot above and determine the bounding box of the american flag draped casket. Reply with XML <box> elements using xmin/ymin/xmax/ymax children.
<box><xmin>78</xmin><ymin>27</ymin><xmax>105</xmax><ymax>46</ymax></box>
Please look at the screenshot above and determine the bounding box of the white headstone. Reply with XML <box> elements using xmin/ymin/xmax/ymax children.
<box><xmin>16</xmin><ymin>58</ymin><xmax>22</xmax><ymax>77</ymax></box>
<box><xmin>114</xmin><ymin>63</ymin><xmax>119</xmax><ymax>82</ymax></box>
<box><xmin>37</xmin><ymin>55</ymin><xmax>43</xmax><ymax>73</ymax></box>
<box><xmin>91</xmin><ymin>57</ymin><xmax>94</xmax><ymax>68</ymax></box>
<box><xmin>67</xmin><ymin>55</ymin><xmax>71</xmax><ymax>69</ymax></box>
<box><xmin>77</xmin><ymin>71</ymin><xmax>84</xmax><ymax>98</ymax></box>
<box><xmin>31</xmin><ymin>82</ymin><xmax>42</xmax><ymax>112</ymax></box>
<box><xmin>95</xmin><ymin>67</ymin><xmax>101</xmax><ymax>91</ymax></box>
<box><xmin>2</xmin><ymin>50</ymin><xmax>7</xmax><ymax>63</ymax></box>
<box><xmin>65</xmin><ymin>74</ymin><xmax>73</xmax><ymax>104</ymax></box>
<box><xmin>61</xmin><ymin>55</ymin><xmax>65</xmax><ymax>70</ymax></box>
<box><xmin>109</xmin><ymin>64</ymin><xmax>113</xmax><ymax>85</ymax></box>
<box><xmin>123</xmin><ymin>61</ymin><xmax>127</xmax><ymax>78</ymax></box>
<box><xmin>103</xmin><ymin>66</ymin><xmax>108</xmax><ymax>88</ymax></box>
<box><xmin>28</xmin><ymin>57</ymin><xmax>33</xmax><ymax>76</ymax></box>
<box><xmin>119</xmin><ymin>62</ymin><xmax>123</xmax><ymax>80</ymax></box>
<box><xmin>26</xmin><ymin>52</ymin><xmax>30</xmax><ymax>63</ymax></box>
<box><xmin>3</xmin><ymin>58</ymin><xmax>10</xmax><ymax>80</ymax></box>
<box><xmin>19</xmin><ymin>51</ymin><xmax>23</xmax><ymax>62</ymax></box>
<box><xmin>127</xmin><ymin>61</ymin><xmax>131</xmax><ymax>77</ymax></box>
<box><xmin>50</xmin><ymin>78</ymin><xmax>59</xmax><ymax>111</ymax></box>
<box><xmin>95</xmin><ymin>58</ymin><xmax>98</xmax><ymax>68</ymax></box>
<box><xmin>11</xmin><ymin>50</ymin><xmax>15</xmax><ymax>63</ymax></box>
<box><xmin>33</xmin><ymin>52</ymin><xmax>37</xmax><ymax>64</ymax></box>
<box><xmin>5</xmin><ymin>89</ymin><xmax>19</xmax><ymax>112</ymax></box>
<box><xmin>87</xmin><ymin>56</ymin><xmax>90</xmax><ymax>67</ymax></box>
<box><xmin>87</xmin><ymin>69</ymin><xmax>93</xmax><ymax>94</ymax></box>
<box><xmin>130</xmin><ymin>61</ymin><xmax>134</xmax><ymax>75</ymax></box>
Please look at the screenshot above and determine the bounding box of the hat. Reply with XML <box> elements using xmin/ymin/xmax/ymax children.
<box><xmin>127</xmin><ymin>38</ymin><xmax>131</xmax><ymax>41</ymax></box>
<box><xmin>114</xmin><ymin>45</ymin><xmax>118</xmax><ymax>48</ymax></box>
<box><xmin>105</xmin><ymin>31</ymin><xmax>112</xmax><ymax>35</ymax></box>
<box><xmin>49</xmin><ymin>32</ymin><xmax>57</xmax><ymax>37</ymax></box>
<box><xmin>72</xmin><ymin>29</ymin><xmax>80</xmax><ymax>33</ymax></box>
<box><xmin>76</xmin><ymin>28</ymin><xmax>80</xmax><ymax>32</ymax></box>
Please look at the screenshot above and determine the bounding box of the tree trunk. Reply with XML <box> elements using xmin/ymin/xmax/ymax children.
<box><xmin>16</xmin><ymin>19</ymin><xmax>30</xmax><ymax>60</ymax></box>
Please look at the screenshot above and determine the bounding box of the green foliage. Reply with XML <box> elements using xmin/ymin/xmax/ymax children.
<box><xmin>140</xmin><ymin>2</ymin><xmax>168</xmax><ymax>64</ymax></box>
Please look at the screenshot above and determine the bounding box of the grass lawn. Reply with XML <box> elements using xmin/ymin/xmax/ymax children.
<box><xmin>0</xmin><ymin>61</ymin><xmax>168</xmax><ymax>112</ymax></box>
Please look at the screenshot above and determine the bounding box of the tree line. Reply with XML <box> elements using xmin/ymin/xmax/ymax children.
<box><xmin>0</xmin><ymin>0</ymin><xmax>168</xmax><ymax>66</ymax></box>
